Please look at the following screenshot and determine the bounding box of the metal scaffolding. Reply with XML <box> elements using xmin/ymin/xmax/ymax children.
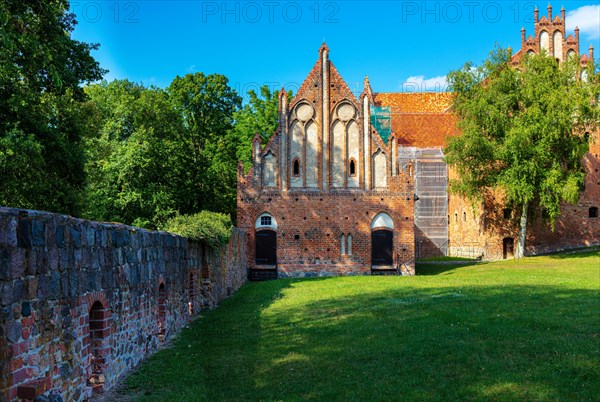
<box><xmin>399</xmin><ymin>148</ymin><xmax>448</xmax><ymax>257</ymax></box>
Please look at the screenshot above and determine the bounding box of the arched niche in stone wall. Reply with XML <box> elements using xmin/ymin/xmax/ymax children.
<box><xmin>290</xmin><ymin>120</ymin><xmax>303</xmax><ymax>188</ymax></box>
<box><xmin>157</xmin><ymin>283</ymin><xmax>166</xmax><ymax>340</ymax></box>
<box><xmin>553</xmin><ymin>31</ymin><xmax>563</xmax><ymax>61</ymax></box>
<box><xmin>347</xmin><ymin>234</ymin><xmax>353</xmax><ymax>255</ymax></box>
<box><xmin>331</xmin><ymin>101</ymin><xmax>359</xmax><ymax>188</ymax></box>
<box><xmin>262</xmin><ymin>151</ymin><xmax>277</xmax><ymax>188</ymax></box>
<box><xmin>331</xmin><ymin>119</ymin><xmax>345</xmax><ymax>187</ymax></box>
<box><xmin>347</xmin><ymin>120</ymin><xmax>360</xmax><ymax>187</ymax></box>
<box><xmin>373</xmin><ymin>149</ymin><xmax>387</xmax><ymax>189</ymax></box>
<box><xmin>88</xmin><ymin>300</ymin><xmax>111</xmax><ymax>393</ymax></box>
<box><xmin>289</xmin><ymin>102</ymin><xmax>316</xmax><ymax>188</ymax></box>
<box><xmin>540</xmin><ymin>31</ymin><xmax>550</xmax><ymax>53</ymax></box>
<box><xmin>305</xmin><ymin>121</ymin><xmax>318</xmax><ymax>187</ymax></box>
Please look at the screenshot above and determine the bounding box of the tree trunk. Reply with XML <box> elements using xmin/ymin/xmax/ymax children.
<box><xmin>516</xmin><ymin>202</ymin><xmax>528</xmax><ymax>259</ymax></box>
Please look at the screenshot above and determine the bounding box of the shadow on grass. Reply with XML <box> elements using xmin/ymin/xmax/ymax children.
<box><xmin>116</xmin><ymin>279</ymin><xmax>294</xmax><ymax>400</ymax></box>
<box><xmin>250</xmin><ymin>283</ymin><xmax>599</xmax><ymax>401</ymax></box>
<box><xmin>119</xmin><ymin>277</ymin><xmax>600</xmax><ymax>401</ymax></box>
<box><xmin>416</xmin><ymin>260</ymin><xmax>485</xmax><ymax>275</ymax></box>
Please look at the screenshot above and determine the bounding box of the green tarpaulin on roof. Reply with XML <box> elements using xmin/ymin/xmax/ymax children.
<box><xmin>370</xmin><ymin>106</ymin><xmax>392</xmax><ymax>143</ymax></box>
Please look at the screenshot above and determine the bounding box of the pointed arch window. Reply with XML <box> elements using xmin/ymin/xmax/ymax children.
<box><xmin>292</xmin><ymin>158</ymin><xmax>301</xmax><ymax>177</ymax></box>
<box><xmin>349</xmin><ymin>158</ymin><xmax>357</xmax><ymax>176</ymax></box>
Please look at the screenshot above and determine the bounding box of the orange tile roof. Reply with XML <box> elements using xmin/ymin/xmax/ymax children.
<box><xmin>391</xmin><ymin>113</ymin><xmax>460</xmax><ymax>148</ymax></box>
<box><xmin>373</xmin><ymin>92</ymin><xmax>459</xmax><ymax>148</ymax></box>
<box><xmin>373</xmin><ymin>92</ymin><xmax>454</xmax><ymax>113</ymax></box>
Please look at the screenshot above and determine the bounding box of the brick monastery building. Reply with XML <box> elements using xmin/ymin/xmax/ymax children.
<box><xmin>237</xmin><ymin>5</ymin><xmax>599</xmax><ymax>278</ymax></box>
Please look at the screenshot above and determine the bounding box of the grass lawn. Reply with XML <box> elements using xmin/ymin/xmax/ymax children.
<box><xmin>118</xmin><ymin>250</ymin><xmax>600</xmax><ymax>401</ymax></box>
<box><xmin>416</xmin><ymin>256</ymin><xmax>476</xmax><ymax>262</ymax></box>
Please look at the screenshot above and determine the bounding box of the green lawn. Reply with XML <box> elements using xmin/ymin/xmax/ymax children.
<box><xmin>416</xmin><ymin>256</ymin><xmax>476</xmax><ymax>262</ymax></box>
<box><xmin>119</xmin><ymin>250</ymin><xmax>600</xmax><ymax>401</ymax></box>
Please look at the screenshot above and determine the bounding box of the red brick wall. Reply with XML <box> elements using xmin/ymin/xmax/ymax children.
<box><xmin>237</xmin><ymin>179</ymin><xmax>415</xmax><ymax>276</ymax></box>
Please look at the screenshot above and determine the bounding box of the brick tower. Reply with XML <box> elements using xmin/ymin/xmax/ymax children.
<box><xmin>511</xmin><ymin>5</ymin><xmax>594</xmax><ymax>66</ymax></box>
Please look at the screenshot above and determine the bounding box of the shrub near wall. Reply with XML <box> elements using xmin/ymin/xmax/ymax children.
<box><xmin>0</xmin><ymin>207</ymin><xmax>247</xmax><ymax>401</ymax></box>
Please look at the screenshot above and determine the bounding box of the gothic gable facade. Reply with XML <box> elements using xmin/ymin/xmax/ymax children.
<box><xmin>237</xmin><ymin>44</ymin><xmax>416</xmax><ymax>278</ymax></box>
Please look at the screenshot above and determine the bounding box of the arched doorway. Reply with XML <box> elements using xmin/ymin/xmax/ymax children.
<box><xmin>255</xmin><ymin>213</ymin><xmax>277</xmax><ymax>266</ymax></box>
<box><xmin>371</xmin><ymin>213</ymin><xmax>394</xmax><ymax>267</ymax></box>
<box><xmin>503</xmin><ymin>238</ymin><xmax>515</xmax><ymax>259</ymax></box>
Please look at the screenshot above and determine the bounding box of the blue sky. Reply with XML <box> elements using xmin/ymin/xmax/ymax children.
<box><xmin>71</xmin><ymin>1</ymin><xmax>600</xmax><ymax>99</ymax></box>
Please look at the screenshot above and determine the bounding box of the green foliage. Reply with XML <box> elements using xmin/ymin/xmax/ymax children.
<box><xmin>228</xmin><ymin>86</ymin><xmax>292</xmax><ymax>171</ymax></box>
<box><xmin>0</xmin><ymin>129</ymin><xmax>44</xmax><ymax>208</ymax></box>
<box><xmin>83</xmin><ymin>81</ymin><xmax>184</xmax><ymax>228</ymax></box>
<box><xmin>83</xmin><ymin>75</ymin><xmax>243</xmax><ymax>229</ymax></box>
<box><xmin>1</xmin><ymin>3</ymin><xmax>286</xmax><ymax>226</ymax></box>
<box><xmin>167</xmin><ymin>73</ymin><xmax>242</xmax><ymax>218</ymax></box>
<box><xmin>446</xmin><ymin>48</ymin><xmax>600</xmax><ymax>225</ymax></box>
<box><xmin>161</xmin><ymin>211</ymin><xmax>232</xmax><ymax>249</ymax></box>
<box><xmin>0</xmin><ymin>0</ymin><xmax>105</xmax><ymax>214</ymax></box>
<box><xmin>119</xmin><ymin>251</ymin><xmax>600</xmax><ymax>400</ymax></box>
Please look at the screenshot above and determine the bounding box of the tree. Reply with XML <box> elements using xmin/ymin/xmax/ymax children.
<box><xmin>446</xmin><ymin>48</ymin><xmax>600</xmax><ymax>258</ymax></box>
<box><xmin>0</xmin><ymin>0</ymin><xmax>105</xmax><ymax>213</ymax></box>
<box><xmin>83</xmin><ymin>80</ymin><xmax>186</xmax><ymax>228</ymax></box>
<box><xmin>83</xmin><ymin>75</ymin><xmax>243</xmax><ymax>229</ymax></box>
<box><xmin>168</xmin><ymin>73</ymin><xmax>242</xmax><ymax>218</ymax></box>
<box><xmin>228</xmin><ymin>85</ymin><xmax>292</xmax><ymax>171</ymax></box>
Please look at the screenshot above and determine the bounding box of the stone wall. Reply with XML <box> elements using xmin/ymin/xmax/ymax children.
<box><xmin>0</xmin><ymin>207</ymin><xmax>247</xmax><ymax>401</ymax></box>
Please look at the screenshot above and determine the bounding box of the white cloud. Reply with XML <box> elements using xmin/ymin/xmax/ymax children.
<box><xmin>400</xmin><ymin>75</ymin><xmax>448</xmax><ymax>92</ymax></box>
<box><xmin>188</xmin><ymin>65</ymin><xmax>196</xmax><ymax>73</ymax></box>
<box><xmin>566</xmin><ymin>5</ymin><xmax>600</xmax><ymax>40</ymax></box>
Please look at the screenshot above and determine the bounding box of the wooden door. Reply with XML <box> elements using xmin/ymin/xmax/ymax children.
<box><xmin>372</xmin><ymin>230</ymin><xmax>393</xmax><ymax>266</ymax></box>
<box><xmin>255</xmin><ymin>230</ymin><xmax>277</xmax><ymax>265</ymax></box>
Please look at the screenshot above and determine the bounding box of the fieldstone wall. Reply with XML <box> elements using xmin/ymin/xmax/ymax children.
<box><xmin>0</xmin><ymin>207</ymin><xmax>247</xmax><ymax>401</ymax></box>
